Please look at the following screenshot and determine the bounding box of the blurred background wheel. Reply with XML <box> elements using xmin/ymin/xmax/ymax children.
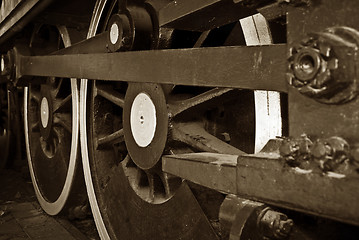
<box><xmin>0</xmin><ymin>83</ymin><xmax>16</xmax><ymax>169</ymax></box>
<box><xmin>24</xmin><ymin>24</ymin><xmax>86</xmax><ymax>215</ymax></box>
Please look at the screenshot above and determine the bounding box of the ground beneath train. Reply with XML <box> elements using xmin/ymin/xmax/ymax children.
<box><xmin>0</xmin><ymin>162</ymin><xmax>99</xmax><ymax>240</ymax></box>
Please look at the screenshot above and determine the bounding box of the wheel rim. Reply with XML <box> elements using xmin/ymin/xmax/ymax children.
<box><xmin>24</xmin><ymin>25</ymin><xmax>81</xmax><ymax>215</ymax></box>
<box><xmin>80</xmin><ymin>1</ymin><xmax>283</xmax><ymax>239</ymax></box>
<box><xmin>80</xmin><ymin>1</ymin><xmax>111</xmax><ymax>238</ymax></box>
<box><xmin>239</xmin><ymin>14</ymin><xmax>283</xmax><ymax>153</ymax></box>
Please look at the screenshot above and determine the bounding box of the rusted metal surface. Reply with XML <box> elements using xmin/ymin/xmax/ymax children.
<box><xmin>5</xmin><ymin>44</ymin><xmax>288</xmax><ymax>91</ymax></box>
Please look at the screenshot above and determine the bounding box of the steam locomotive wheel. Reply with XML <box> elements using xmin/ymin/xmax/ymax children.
<box><xmin>24</xmin><ymin>25</ymin><xmax>83</xmax><ymax>215</ymax></box>
<box><xmin>80</xmin><ymin>1</ymin><xmax>282</xmax><ymax>239</ymax></box>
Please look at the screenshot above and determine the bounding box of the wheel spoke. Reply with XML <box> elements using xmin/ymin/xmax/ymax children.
<box><xmin>95</xmin><ymin>84</ymin><xmax>125</xmax><ymax>108</ymax></box>
<box><xmin>53</xmin><ymin>78</ymin><xmax>63</xmax><ymax>97</ymax></box>
<box><xmin>145</xmin><ymin>170</ymin><xmax>155</xmax><ymax>203</ymax></box>
<box><xmin>194</xmin><ymin>30</ymin><xmax>210</xmax><ymax>48</ymax></box>
<box><xmin>53</xmin><ymin>113</ymin><xmax>72</xmax><ymax>133</ymax></box>
<box><xmin>31</xmin><ymin>121</ymin><xmax>40</xmax><ymax>132</ymax></box>
<box><xmin>97</xmin><ymin>128</ymin><xmax>124</xmax><ymax>149</ymax></box>
<box><xmin>135</xmin><ymin>167</ymin><xmax>144</xmax><ymax>186</ymax></box>
<box><xmin>30</xmin><ymin>90</ymin><xmax>41</xmax><ymax>103</ymax></box>
<box><xmin>172</xmin><ymin>121</ymin><xmax>245</xmax><ymax>155</ymax></box>
<box><xmin>122</xmin><ymin>154</ymin><xmax>134</xmax><ymax>168</ymax></box>
<box><xmin>168</xmin><ymin>88</ymin><xmax>233</xmax><ymax>118</ymax></box>
<box><xmin>122</xmin><ymin>155</ymin><xmax>142</xmax><ymax>186</ymax></box>
<box><xmin>161</xmin><ymin>172</ymin><xmax>171</xmax><ymax>197</ymax></box>
<box><xmin>57</xmin><ymin>34</ymin><xmax>62</xmax><ymax>50</ymax></box>
<box><xmin>53</xmin><ymin>94</ymin><xmax>72</xmax><ymax>113</ymax></box>
<box><xmin>158</xmin><ymin>172</ymin><xmax>181</xmax><ymax>198</ymax></box>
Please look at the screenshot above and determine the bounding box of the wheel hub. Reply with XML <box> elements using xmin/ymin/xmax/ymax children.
<box><xmin>39</xmin><ymin>86</ymin><xmax>53</xmax><ymax>140</ymax></box>
<box><xmin>1</xmin><ymin>56</ymin><xmax>4</xmax><ymax>72</ymax></box>
<box><xmin>40</xmin><ymin>97</ymin><xmax>50</xmax><ymax>128</ymax></box>
<box><xmin>109</xmin><ymin>22</ymin><xmax>119</xmax><ymax>45</ymax></box>
<box><xmin>130</xmin><ymin>92</ymin><xmax>157</xmax><ymax>148</ymax></box>
<box><xmin>124</xmin><ymin>83</ymin><xmax>168</xmax><ymax>170</ymax></box>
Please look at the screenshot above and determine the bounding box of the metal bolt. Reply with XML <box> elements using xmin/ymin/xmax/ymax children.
<box><xmin>220</xmin><ymin>132</ymin><xmax>231</xmax><ymax>142</ymax></box>
<box><xmin>288</xmin><ymin>26</ymin><xmax>359</xmax><ymax>104</ymax></box>
<box><xmin>292</xmin><ymin>47</ymin><xmax>322</xmax><ymax>83</ymax></box>
<box><xmin>258</xmin><ymin>208</ymin><xmax>293</xmax><ymax>239</ymax></box>
<box><xmin>311</xmin><ymin>140</ymin><xmax>330</xmax><ymax>159</ymax></box>
<box><xmin>279</xmin><ymin>139</ymin><xmax>298</xmax><ymax>157</ymax></box>
<box><xmin>327</xmin><ymin>136</ymin><xmax>349</xmax><ymax>154</ymax></box>
<box><xmin>311</xmin><ymin>137</ymin><xmax>350</xmax><ymax>172</ymax></box>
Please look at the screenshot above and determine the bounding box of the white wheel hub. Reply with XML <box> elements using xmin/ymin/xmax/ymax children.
<box><xmin>1</xmin><ymin>56</ymin><xmax>4</xmax><ymax>72</ymax></box>
<box><xmin>130</xmin><ymin>92</ymin><xmax>156</xmax><ymax>148</ymax></box>
<box><xmin>40</xmin><ymin>97</ymin><xmax>50</xmax><ymax>128</ymax></box>
<box><xmin>110</xmin><ymin>23</ymin><xmax>119</xmax><ymax>44</ymax></box>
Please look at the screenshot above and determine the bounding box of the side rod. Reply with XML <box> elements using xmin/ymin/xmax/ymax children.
<box><xmin>8</xmin><ymin>44</ymin><xmax>288</xmax><ymax>92</ymax></box>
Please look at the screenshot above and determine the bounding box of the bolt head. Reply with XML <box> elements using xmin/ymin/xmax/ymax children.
<box><xmin>311</xmin><ymin>141</ymin><xmax>328</xmax><ymax>158</ymax></box>
<box><xmin>280</xmin><ymin>140</ymin><xmax>298</xmax><ymax>156</ymax></box>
